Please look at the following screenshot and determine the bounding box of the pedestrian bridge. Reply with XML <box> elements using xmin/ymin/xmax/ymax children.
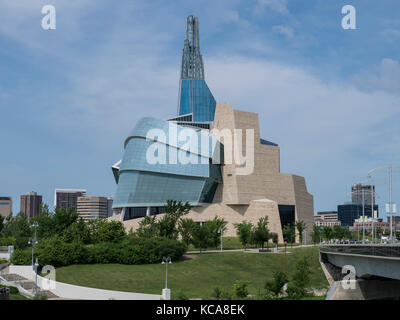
<box><xmin>320</xmin><ymin>244</ymin><xmax>400</xmax><ymax>280</ymax></box>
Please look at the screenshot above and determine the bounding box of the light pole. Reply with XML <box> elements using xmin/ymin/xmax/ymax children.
<box><xmin>368</xmin><ymin>165</ymin><xmax>400</xmax><ymax>240</ymax></box>
<box><xmin>284</xmin><ymin>241</ymin><xmax>287</xmax><ymax>277</ymax></box>
<box><xmin>28</xmin><ymin>221</ymin><xmax>39</xmax><ymax>269</ymax></box>
<box><xmin>34</xmin><ymin>258</ymin><xmax>39</xmax><ymax>295</ymax></box>
<box><xmin>218</xmin><ymin>228</ymin><xmax>223</xmax><ymax>252</ymax></box>
<box><xmin>161</xmin><ymin>256</ymin><xmax>171</xmax><ymax>300</ymax></box>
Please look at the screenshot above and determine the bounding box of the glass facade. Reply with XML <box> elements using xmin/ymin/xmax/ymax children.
<box><xmin>112</xmin><ymin>117</ymin><xmax>223</xmax><ymax>212</ymax></box>
<box><xmin>178</xmin><ymin>79</ymin><xmax>216</xmax><ymax>123</ymax></box>
<box><xmin>337</xmin><ymin>203</ymin><xmax>379</xmax><ymax>227</ymax></box>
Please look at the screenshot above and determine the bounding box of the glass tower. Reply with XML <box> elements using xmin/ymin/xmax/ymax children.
<box><xmin>174</xmin><ymin>15</ymin><xmax>216</xmax><ymax>128</ymax></box>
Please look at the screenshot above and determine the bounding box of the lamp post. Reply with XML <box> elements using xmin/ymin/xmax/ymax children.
<box><xmin>218</xmin><ymin>228</ymin><xmax>223</xmax><ymax>252</ymax></box>
<box><xmin>161</xmin><ymin>256</ymin><xmax>171</xmax><ymax>300</ymax></box>
<box><xmin>284</xmin><ymin>241</ymin><xmax>287</xmax><ymax>277</ymax></box>
<box><xmin>28</xmin><ymin>221</ymin><xmax>39</xmax><ymax>269</ymax></box>
<box><xmin>34</xmin><ymin>258</ymin><xmax>39</xmax><ymax>295</ymax></box>
<box><xmin>368</xmin><ymin>165</ymin><xmax>400</xmax><ymax>240</ymax></box>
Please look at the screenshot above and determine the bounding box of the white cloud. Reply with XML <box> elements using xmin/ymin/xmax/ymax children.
<box><xmin>352</xmin><ymin>58</ymin><xmax>400</xmax><ymax>93</ymax></box>
<box><xmin>272</xmin><ymin>25</ymin><xmax>294</xmax><ymax>39</ymax></box>
<box><xmin>253</xmin><ymin>0</ymin><xmax>289</xmax><ymax>15</ymax></box>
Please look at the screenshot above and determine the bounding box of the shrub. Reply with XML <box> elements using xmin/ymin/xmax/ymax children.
<box><xmin>11</xmin><ymin>236</ymin><xmax>186</xmax><ymax>267</ymax></box>
<box><xmin>11</xmin><ymin>248</ymin><xmax>31</xmax><ymax>265</ymax></box>
<box><xmin>232</xmin><ymin>280</ymin><xmax>250</xmax><ymax>299</ymax></box>
<box><xmin>212</xmin><ymin>287</ymin><xmax>222</xmax><ymax>300</ymax></box>
<box><xmin>0</xmin><ymin>236</ymin><xmax>17</xmax><ymax>247</ymax></box>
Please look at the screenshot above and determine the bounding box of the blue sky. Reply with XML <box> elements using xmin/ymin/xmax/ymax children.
<box><xmin>0</xmin><ymin>0</ymin><xmax>399</xmax><ymax>219</ymax></box>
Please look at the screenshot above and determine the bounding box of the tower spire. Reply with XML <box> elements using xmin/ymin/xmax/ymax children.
<box><xmin>181</xmin><ymin>15</ymin><xmax>204</xmax><ymax>80</ymax></box>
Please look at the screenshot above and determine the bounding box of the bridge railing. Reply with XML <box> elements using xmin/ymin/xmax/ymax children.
<box><xmin>320</xmin><ymin>245</ymin><xmax>400</xmax><ymax>258</ymax></box>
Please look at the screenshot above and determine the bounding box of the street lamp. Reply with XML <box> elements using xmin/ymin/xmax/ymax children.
<box><xmin>161</xmin><ymin>256</ymin><xmax>172</xmax><ymax>300</ymax></box>
<box><xmin>368</xmin><ymin>165</ymin><xmax>400</xmax><ymax>240</ymax></box>
<box><xmin>218</xmin><ymin>228</ymin><xmax>223</xmax><ymax>252</ymax></box>
<box><xmin>28</xmin><ymin>221</ymin><xmax>39</xmax><ymax>269</ymax></box>
<box><xmin>34</xmin><ymin>258</ymin><xmax>39</xmax><ymax>295</ymax></box>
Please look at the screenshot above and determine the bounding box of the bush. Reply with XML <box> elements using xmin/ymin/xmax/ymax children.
<box><xmin>0</xmin><ymin>236</ymin><xmax>17</xmax><ymax>247</ymax></box>
<box><xmin>232</xmin><ymin>280</ymin><xmax>250</xmax><ymax>299</ymax></box>
<box><xmin>11</xmin><ymin>248</ymin><xmax>31</xmax><ymax>265</ymax></box>
<box><xmin>11</xmin><ymin>236</ymin><xmax>186</xmax><ymax>267</ymax></box>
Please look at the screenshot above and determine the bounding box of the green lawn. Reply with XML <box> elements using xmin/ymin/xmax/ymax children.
<box><xmin>55</xmin><ymin>246</ymin><xmax>328</xmax><ymax>299</ymax></box>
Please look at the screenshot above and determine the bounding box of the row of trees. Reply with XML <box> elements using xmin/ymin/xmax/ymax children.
<box><xmin>234</xmin><ymin>217</ymin><xmax>278</xmax><ymax>249</ymax></box>
<box><xmin>235</xmin><ymin>219</ymin><xmax>307</xmax><ymax>249</ymax></box>
<box><xmin>310</xmin><ymin>225</ymin><xmax>353</xmax><ymax>243</ymax></box>
<box><xmin>0</xmin><ymin>204</ymin><xmax>127</xmax><ymax>248</ymax></box>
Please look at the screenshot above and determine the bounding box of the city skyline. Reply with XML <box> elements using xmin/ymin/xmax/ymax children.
<box><xmin>0</xmin><ymin>0</ymin><xmax>399</xmax><ymax>218</ymax></box>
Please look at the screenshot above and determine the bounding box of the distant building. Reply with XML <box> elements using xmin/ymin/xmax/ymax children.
<box><xmin>54</xmin><ymin>189</ymin><xmax>87</xmax><ymax>211</ymax></box>
<box><xmin>0</xmin><ymin>197</ymin><xmax>12</xmax><ymax>218</ymax></box>
<box><xmin>107</xmin><ymin>197</ymin><xmax>113</xmax><ymax>218</ymax></box>
<box><xmin>351</xmin><ymin>218</ymin><xmax>396</xmax><ymax>232</ymax></box>
<box><xmin>391</xmin><ymin>215</ymin><xmax>400</xmax><ymax>225</ymax></box>
<box><xmin>77</xmin><ymin>196</ymin><xmax>108</xmax><ymax>221</ymax></box>
<box><xmin>314</xmin><ymin>211</ymin><xmax>341</xmax><ymax>227</ymax></box>
<box><xmin>337</xmin><ymin>202</ymin><xmax>379</xmax><ymax>227</ymax></box>
<box><xmin>351</xmin><ymin>183</ymin><xmax>375</xmax><ymax>205</ymax></box>
<box><xmin>20</xmin><ymin>192</ymin><xmax>42</xmax><ymax>219</ymax></box>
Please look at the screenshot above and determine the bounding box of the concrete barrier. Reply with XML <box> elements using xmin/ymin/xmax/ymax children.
<box><xmin>9</xmin><ymin>265</ymin><xmax>162</xmax><ymax>300</ymax></box>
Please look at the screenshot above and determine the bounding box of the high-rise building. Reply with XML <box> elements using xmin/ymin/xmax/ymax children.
<box><xmin>54</xmin><ymin>189</ymin><xmax>87</xmax><ymax>211</ymax></box>
<box><xmin>351</xmin><ymin>183</ymin><xmax>375</xmax><ymax>205</ymax></box>
<box><xmin>20</xmin><ymin>192</ymin><xmax>42</xmax><ymax>219</ymax></box>
<box><xmin>0</xmin><ymin>197</ymin><xmax>12</xmax><ymax>218</ymax></box>
<box><xmin>77</xmin><ymin>196</ymin><xmax>108</xmax><ymax>221</ymax></box>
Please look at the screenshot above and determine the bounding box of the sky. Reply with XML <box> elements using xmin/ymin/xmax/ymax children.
<box><xmin>0</xmin><ymin>0</ymin><xmax>399</xmax><ymax>219</ymax></box>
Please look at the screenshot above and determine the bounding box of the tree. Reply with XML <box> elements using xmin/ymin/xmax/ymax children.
<box><xmin>30</xmin><ymin>204</ymin><xmax>56</xmax><ymax>239</ymax></box>
<box><xmin>134</xmin><ymin>216</ymin><xmax>158</xmax><ymax>238</ymax></box>
<box><xmin>2</xmin><ymin>212</ymin><xmax>31</xmax><ymax>248</ymax></box>
<box><xmin>207</xmin><ymin>216</ymin><xmax>227</xmax><ymax>249</ymax></box>
<box><xmin>322</xmin><ymin>226</ymin><xmax>334</xmax><ymax>241</ymax></box>
<box><xmin>191</xmin><ymin>223</ymin><xmax>212</xmax><ymax>253</ymax></box>
<box><xmin>158</xmin><ymin>200</ymin><xmax>190</xmax><ymax>239</ymax></box>
<box><xmin>295</xmin><ymin>220</ymin><xmax>306</xmax><ymax>246</ymax></box>
<box><xmin>62</xmin><ymin>217</ymin><xmax>91</xmax><ymax>244</ymax></box>
<box><xmin>265</xmin><ymin>271</ymin><xmax>287</xmax><ymax>299</ymax></box>
<box><xmin>53</xmin><ymin>207</ymin><xmax>79</xmax><ymax>234</ymax></box>
<box><xmin>282</xmin><ymin>224</ymin><xmax>295</xmax><ymax>246</ymax></box>
<box><xmin>234</xmin><ymin>221</ymin><xmax>253</xmax><ymax>250</ymax></box>
<box><xmin>0</xmin><ymin>215</ymin><xmax>4</xmax><ymax>233</ymax></box>
<box><xmin>178</xmin><ymin>218</ymin><xmax>197</xmax><ymax>247</ymax></box>
<box><xmin>251</xmin><ymin>217</ymin><xmax>270</xmax><ymax>249</ymax></box>
<box><xmin>311</xmin><ymin>225</ymin><xmax>322</xmax><ymax>244</ymax></box>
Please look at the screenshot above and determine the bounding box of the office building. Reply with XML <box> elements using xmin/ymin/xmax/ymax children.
<box><xmin>351</xmin><ymin>183</ymin><xmax>375</xmax><ymax>205</ymax></box>
<box><xmin>54</xmin><ymin>189</ymin><xmax>87</xmax><ymax>211</ymax></box>
<box><xmin>0</xmin><ymin>197</ymin><xmax>12</xmax><ymax>218</ymax></box>
<box><xmin>77</xmin><ymin>196</ymin><xmax>108</xmax><ymax>221</ymax></box>
<box><xmin>110</xmin><ymin>16</ymin><xmax>314</xmax><ymax>241</ymax></box>
<box><xmin>20</xmin><ymin>192</ymin><xmax>42</xmax><ymax>219</ymax></box>
<box><xmin>338</xmin><ymin>202</ymin><xmax>379</xmax><ymax>227</ymax></box>
<box><xmin>314</xmin><ymin>211</ymin><xmax>341</xmax><ymax>227</ymax></box>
